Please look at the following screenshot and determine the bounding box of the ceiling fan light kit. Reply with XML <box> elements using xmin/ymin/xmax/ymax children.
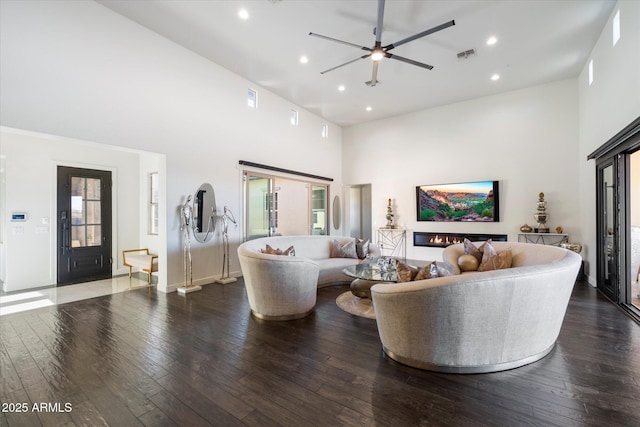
<box><xmin>309</xmin><ymin>0</ymin><xmax>455</xmax><ymax>86</ymax></box>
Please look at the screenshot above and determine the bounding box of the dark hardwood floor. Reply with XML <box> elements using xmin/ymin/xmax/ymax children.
<box><xmin>1</xmin><ymin>279</ymin><xmax>639</xmax><ymax>426</ymax></box>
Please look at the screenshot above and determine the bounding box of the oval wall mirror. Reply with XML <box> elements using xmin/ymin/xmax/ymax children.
<box><xmin>332</xmin><ymin>195</ymin><xmax>341</xmax><ymax>230</ymax></box>
<box><xmin>192</xmin><ymin>183</ymin><xmax>216</xmax><ymax>243</ymax></box>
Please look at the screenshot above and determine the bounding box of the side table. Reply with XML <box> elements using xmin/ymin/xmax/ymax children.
<box><xmin>377</xmin><ymin>228</ymin><xmax>406</xmax><ymax>262</ymax></box>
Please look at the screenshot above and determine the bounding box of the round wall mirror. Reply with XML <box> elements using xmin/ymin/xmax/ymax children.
<box><xmin>332</xmin><ymin>195</ymin><xmax>341</xmax><ymax>230</ymax></box>
<box><xmin>192</xmin><ymin>183</ymin><xmax>216</xmax><ymax>243</ymax></box>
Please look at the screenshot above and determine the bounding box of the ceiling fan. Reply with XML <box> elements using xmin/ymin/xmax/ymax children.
<box><xmin>309</xmin><ymin>0</ymin><xmax>455</xmax><ymax>86</ymax></box>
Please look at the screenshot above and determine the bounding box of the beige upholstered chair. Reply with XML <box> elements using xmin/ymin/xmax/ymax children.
<box><xmin>238</xmin><ymin>248</ymin><xmax>320</xmax><ymax>321</ymax></box>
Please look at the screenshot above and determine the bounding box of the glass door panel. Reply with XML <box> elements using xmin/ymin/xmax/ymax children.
<box><xmin>70</xmin><ymin>177</ymin><xmax>102</xmax><ymax>247</ymax></box>
<box><xmin>629</xmin><ymin>151</ymin><xmax>640</xmax><ymax>308</ymax></box>
<box><xmin>246</xmin><ymin>174</ymin><xmax>274</xmax><ymax>239</ymax></box>
<box><xmin>598</xmin><ymin>162</ymin><xmax>617</xmax><ymax>300</ymax></box>
<box><xmin>311</xmin><ymin>185</ymin><xmax>327</xmax><ymax>235</ymax></box>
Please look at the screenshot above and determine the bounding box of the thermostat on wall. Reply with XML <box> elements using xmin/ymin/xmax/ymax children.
<box><xmin>10</xmin><ymin>212</ymin><xmax>28</xmax><ymax>222</ymax></box>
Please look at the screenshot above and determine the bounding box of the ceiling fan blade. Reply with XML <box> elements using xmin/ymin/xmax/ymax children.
<box><xmin>375</xmin><ymin>0</ymin><xmax>386</xmax><ymax>44</ymax></box>
<box><xmin>386</xmin><ymin>53</ymin><xmax>434</xmax><ymax>70</ymax></box>
<box><xmin>366</xmin><ymin>61</ymin><xmax>380</xmax><ymax>86</ymax></box>
<box><xmin>320</xmin><ymin>54</ymin><xmax>371</xmax><ymax>75</ymax></box>
<box><xmin>384</xmin><ymin>20</ymin><xmax>455</xmax><ymax>51</ymax></box>
<box><xmin>309</xmin><ymin>32</ymin><xmax>371</xmax><ymax>52</ymax></box>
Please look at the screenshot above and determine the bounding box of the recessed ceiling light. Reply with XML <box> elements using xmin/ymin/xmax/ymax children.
<box><xmin>491</xmin><ymin>74</ymin><xmax>500</xmax><ymax>81</ymax></box>
<box><xmin>366</xmin><ymin>106</ymin><xmax>372</xmax><ymax>111</ymax></box>
<box><xmin>238</xmin><ymin>9</ymin><xmax>249</xmax><ymax>20</ymax></box>
<box><xmin>338</xmin><ymin>85</ymin><xmax>345</xmax><ymax>92</ymax></box>
<box><xmin>299</xmin><ymin>56</ymin><xmax>309</xmax><ymax>64</ymax></box>
<box><xmin>487</xmin><ymin>36</ymin><xmax>498</xmax><ymax>46</ymax></box>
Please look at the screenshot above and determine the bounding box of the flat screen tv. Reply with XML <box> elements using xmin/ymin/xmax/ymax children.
<box><xmin>416</xmin><ymin>180</ymin><xmax>500</xmax><ymax>222</ymax></box>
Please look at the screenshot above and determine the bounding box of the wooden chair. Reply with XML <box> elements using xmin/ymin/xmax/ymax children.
<box><xmin>122</xmin><ymin>248</ymin><xmax>158</xmax><ymax>284</ymax></box>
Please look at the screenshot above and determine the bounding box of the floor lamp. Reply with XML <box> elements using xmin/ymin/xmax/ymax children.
<box><xmin>216</xmin><ymin>206</ymin><xmax>237</xmax><ymax>284</ymax></box>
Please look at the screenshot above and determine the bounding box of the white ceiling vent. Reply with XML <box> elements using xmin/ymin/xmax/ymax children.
<box><xmin>457</xmin><ymin>49</ymin><xmax>476</xmax><ymax>60</ymax></box>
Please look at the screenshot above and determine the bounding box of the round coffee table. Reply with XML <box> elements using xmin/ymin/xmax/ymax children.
<box><xmin>342</xmin><ymin>264</ymin><xmax>398</xmax><ymax>299</ymax></box>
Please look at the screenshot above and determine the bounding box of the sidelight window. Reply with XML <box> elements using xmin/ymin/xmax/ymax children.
<box><xmin>149</xmin><ymin>172</ymin><xmax>159</xmax><ymax>235</ymax></box>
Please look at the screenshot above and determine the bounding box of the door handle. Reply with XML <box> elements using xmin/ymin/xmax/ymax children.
<box><xmin>60</xmin><ymin>210</ymin><xmax>70</xmax><ymax>254</ymax></box>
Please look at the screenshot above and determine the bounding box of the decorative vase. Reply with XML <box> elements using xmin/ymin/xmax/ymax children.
<box><xmin>534</xmin><ymin>192</ymin><xmax>549</xmax><ymax>233</ymax></box>
<box><xmin>385</xmin><ymin>198</ymin><xmax>395</xmax><ymax>228</ymax></box>
<box><xmin>520</xmin><ymin>224</ymin><xmax>533</xmax><ymax>233</ymax></box>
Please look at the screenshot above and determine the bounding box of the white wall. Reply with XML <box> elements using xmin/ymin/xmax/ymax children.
<box><xmin>0</xmin><ymin>0</ymin><xmax>343</xmax><ymax>291</ymax></box>
<box><xmin>578</xmin><ymin>0</ymin><xmax>640</xmax><ymax>285</ymax></box>
<box><xmin>343</xmin><ymin>79</ymin><xmax>580</xmax><ymax>262</ymax></box>
<box><xmin>0</xmin><ymin>128</ymin><xmax>144</xmax><ymax>291</ymax></box>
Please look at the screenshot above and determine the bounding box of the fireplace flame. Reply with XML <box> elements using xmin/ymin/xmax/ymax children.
<box><xmin>428</xmin><ymin>234</ymin><xmax>463</xmax><ymax>247</ymax></box>
<box><xmin>414</xmin><ymin>232</ymin><xmax>506</xmax><ymax>248</ymax></box>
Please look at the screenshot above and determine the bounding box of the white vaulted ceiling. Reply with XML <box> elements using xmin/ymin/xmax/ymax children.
<box><xmin>98</xmin><ymin>0</ymin><xmax>616</xmax><ymax>126</ymax></box>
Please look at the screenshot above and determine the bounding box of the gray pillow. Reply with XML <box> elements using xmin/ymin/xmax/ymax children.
<box><xmin>329</xmin><ymin>239</ymin><xmax>358</xmax><ymax>259</ymax></box>
<box><xmin>355</xmin><ymin>238</ymin><xmax>370</xmax><ymax>259</ymax></box>
<box><xmin>464</xmin><ymin>238</ymin><xmax>491</xmax><ymax>263</ymax></box>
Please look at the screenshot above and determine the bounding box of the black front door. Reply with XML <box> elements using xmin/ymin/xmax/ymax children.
<box><xmin>57</xmin><ymin>166</ymin><xmax>112</xmax><ymax>285</ymax></box>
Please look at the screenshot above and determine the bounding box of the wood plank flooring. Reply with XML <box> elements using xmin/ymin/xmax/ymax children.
<box><xmin>1</xmin><ymin>279</ymin><xmax>639</xmax><ymax>426</ymax></box>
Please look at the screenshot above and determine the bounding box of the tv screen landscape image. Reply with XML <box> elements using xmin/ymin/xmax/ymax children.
<box><xmin>416</xmin><ymin>180</ymin><xmax>499</xmax><ymax>222</ymax></box>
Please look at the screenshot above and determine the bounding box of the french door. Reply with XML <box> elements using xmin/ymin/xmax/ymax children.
<box><xmin>591</xmin><ymin>117</ymin><xmax>640</xmax><ymax>318</ymax></box>
<box><xmin>243</xmin><ymin>171</ymin><xmax>328</xmax><ymax>240</ymax></box>
<box><xmin>57</xmin><ymin>166</ymin><xmax>112</xmax><ymax>285</ymax></box>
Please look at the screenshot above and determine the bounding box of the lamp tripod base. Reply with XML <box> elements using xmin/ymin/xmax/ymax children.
<box><xmin>177</xmin><ymin>285</ymin><xmax>202</xmax><ymax>295</ymax></box>
<box><xmin>215</xmin><ymin>277</ymin><xmax>237</xmax><ymax>284</ymax></box>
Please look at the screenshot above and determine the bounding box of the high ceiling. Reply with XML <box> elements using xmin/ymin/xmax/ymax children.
<box><xmin>98</xmin><ymin>0</ymin><xmax>616</xmax><ymax>126</ymax></box>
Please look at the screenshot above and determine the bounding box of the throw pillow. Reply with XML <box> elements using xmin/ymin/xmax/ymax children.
<box><xmin>415</xmin><ymin>261</ymin><xmax>436</xmax><ymax>281</ymax></box>
<box><xmin>415</xmin><ymin>261</ymin><xmax>454</xmax><ymax>280</ymax></box>
<box><xmin>355</xmin><ymin>238</ymin><xmax>370</xmax><ymax>260</ymax></box>
<box><xmin>329</xmin><ymin>239</ymin><xmax>358</xmax><ymax>259</ymax></box>
<box><xmin>396</xmin><ymin>262</ymin><xmax>419</xmax><ymax>282</ymax></box>
<box><xmin>458</xmin><ymin>254</ymin><xmax>479</xmax><ymax>272</ymax></box>
<box><xmin>477</xmin><ymin>242</ymin><xmax>512</xmax><ymax>272</ymax></box>
<box><xmin>463</xmin><ymin>238</ymin><xmax>491</xmax><ymax>263</ymax></box>
<box><xmin>262</xmin><ymin>244</ymin><xmax>295</xmax><ymax>256</ymax></box>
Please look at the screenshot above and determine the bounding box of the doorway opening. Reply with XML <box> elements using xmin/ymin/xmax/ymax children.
<box><xmin>348</xmin><ymin>184</ymin><xmax>372</xmax><ymax>242</ymax></box>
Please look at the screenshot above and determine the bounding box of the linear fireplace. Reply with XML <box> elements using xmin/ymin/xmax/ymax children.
<box><xmin>413</xmin><ymin>232</ymin><xmax>508</xmax><ymax>248</ymax></box>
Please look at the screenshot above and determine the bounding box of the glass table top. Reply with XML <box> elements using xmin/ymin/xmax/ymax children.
<box><xmin>342</xmin><ymin>263</ymin><xmax>398</xmax><ymax>282</ymax></box>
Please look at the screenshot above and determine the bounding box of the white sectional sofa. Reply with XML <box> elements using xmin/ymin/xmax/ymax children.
<box><xmin>238</xmin><ymin>235</ymin><xmax>380</xmax><ymax>320</ymax></box>
<box><xmin>371</xmin><ymin>241</ymin><xmax>582</xmax><ymax>373</ymax></box>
